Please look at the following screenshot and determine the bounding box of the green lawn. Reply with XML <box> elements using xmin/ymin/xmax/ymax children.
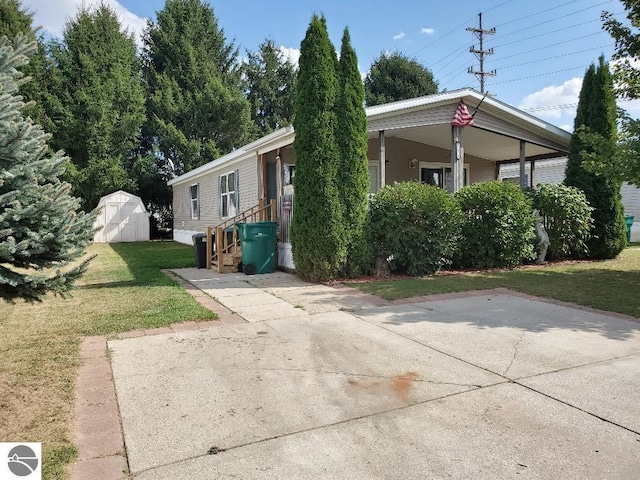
<box><xmin>0</xmin><ymin>242</ymin><xmax>217</xmax><ymax>479</ymax></box>
<box><xmin>351</xmin><ymin>247</ymin><xmax>640</xmax><ymax>318</ymax></box>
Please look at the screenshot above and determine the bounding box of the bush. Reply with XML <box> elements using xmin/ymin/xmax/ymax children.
<box><xmin>529</xmin><ymin>183</ymin><xmax>593</xmax><ymax>260</ymax></box>
<box><xmin>368</xmin><ymin>182</ymin><xmax>463</xmax><ymax>276</ymax></box>
<box><xmin>455</xmin><ymin>181</ymin><xmax>535</xmax><ymax>269</ymax></box>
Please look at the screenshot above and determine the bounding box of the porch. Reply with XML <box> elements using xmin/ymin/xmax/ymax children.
<box><xmin>202</xmin><ymin>89</ymin><xmax>571</xmax><ymax>272</ymax></box>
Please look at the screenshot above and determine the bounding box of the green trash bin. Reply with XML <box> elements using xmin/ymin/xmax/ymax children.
<box><xmin>236</xmin><ymin>221</ymin><xmax>278</xmax><ymax>275</ymax></box>
<box><xmin>625</xmin><ymin>215</ymin><xmax>634</xmax><ymax>243</ymax></box>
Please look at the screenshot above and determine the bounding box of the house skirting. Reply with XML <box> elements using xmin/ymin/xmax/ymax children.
<box><xmin>173</xmin><ymin>228</ymin><xmax>203</xmax><ymax>246</ymax></box>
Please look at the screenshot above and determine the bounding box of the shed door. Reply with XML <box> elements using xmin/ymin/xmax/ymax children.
<box><xmin>119</xmin><ymin>203</ymin><xmax>136</xmax><ymax>242</ymax></box>
<box><xmin>105</xmin><ymin>203</ymin><xmax>121</xmax><ymax>242</ymax></box>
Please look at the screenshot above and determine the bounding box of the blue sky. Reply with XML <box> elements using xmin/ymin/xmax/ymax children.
<box><xmin>23</xmin><ymin>0</ymin><xmax>635</xmax><ymax>131</ymax></box>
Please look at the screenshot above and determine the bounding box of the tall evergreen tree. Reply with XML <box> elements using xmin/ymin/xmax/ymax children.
<box><xmin>50</xmin><ymin>4</ymin><xmax>145</xmax><ymax>210</ymax></box>
<box><xmin>565</xmin><ymin>56</ymin><xmax>626</xmax><ymax>258</ymax></box>
<box><xmin>364</xmin><ymin>51</ymin><xmax>438</xmax><ymax>106</ymax></box>
<box><xmin>244</xmin><ymin>38</ymin><xmax>296</xmax><ymax>137</ymax></box>
<box><xmin>0</xmin><ymin>0</ymin><xmax>52</xmax><ymax>130</ymax></box>
<box><xmin>291</xmin><ymin>14</ymin><xmax>345</xmax><ymax>281</ymax></box>
<box><xmin>336</xmin><ymin>27</ymin><xmax>370</xmax><ymax>276</ymax></box>
<box><xmin>0</xmin><ymin>35</ymin><xmax>96</xmax><ymax>302</ymax></box>
<box><xmin>143</xmin><ymin>0</ymin><xmax>251</xmax><ymax>174</ymax></box>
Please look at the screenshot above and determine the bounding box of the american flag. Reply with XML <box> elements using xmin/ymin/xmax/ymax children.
<box><xmin>451</xmin><ymin>101</ymin><xmax>474</xmax><ymax>127</ymax></box>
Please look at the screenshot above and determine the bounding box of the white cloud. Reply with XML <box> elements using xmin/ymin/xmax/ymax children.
<box><xmin>421</xmin><ymin>28</ymin><xmax>435</xmax><ymax>35</ymax></box>
<box><xmin>279</xmin><ymin>46</ymin><xmax>300</xmax><ymax>68</ymax></box>
<box><xmin>519</xmin><ymin>77</ymin><xmax>582</xmax><ymax>119</ymax></box>
<box><xmin>23</xmin><ymin>0</ymin><xmax>146</xmax><ymax>42</ymax></box>
<box><xmin>393</xmin><ymin>32</ymin><xmax>406</xmax><ymax>41</ymax></box>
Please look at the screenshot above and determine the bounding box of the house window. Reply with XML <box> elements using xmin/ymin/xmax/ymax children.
<box><xmin>419</xmin><ymin>163</ymin><xmax>468</xmax><ymax>191</ymax></box>
<box><xmin>190</xmin><ymin>184</ymin><xmax>200</xmax><ymax>219</ymax></box>
<box><xmin>220</xmin><ymin>171</ymin><xmax>238</xmax><ymax>218</ymax></box>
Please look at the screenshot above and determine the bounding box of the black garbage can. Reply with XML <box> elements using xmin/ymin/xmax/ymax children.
<box><xmin>192</xmin><ymin>233</ymin><xmax>207</xmax><ymax>269</ymax></box>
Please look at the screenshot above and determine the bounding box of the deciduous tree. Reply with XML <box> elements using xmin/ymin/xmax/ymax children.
<box><xmin>364</xmin><ymin>51</ymin><xmax>438</xmax><ymax>106</ymax></box>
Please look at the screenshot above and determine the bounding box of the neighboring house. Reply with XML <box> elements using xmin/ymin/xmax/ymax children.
<box><xmin>500</xmin><ymin>159</ymin><xmax>640</xmax><ymax>242</ymax></box>
<box><xmin>93</xmin><ymin>190</ymin><xmax>150</xmax><ymax>243</ymax></box>
<box><xmin>168</xmin><ymin>88</ymin><xmax>572</xmax><ymax>270</ymax></box>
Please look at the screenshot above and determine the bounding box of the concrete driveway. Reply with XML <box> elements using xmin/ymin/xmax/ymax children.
<box><xmin>107</xmin><ymin>270</ymin><xmax>640</xmax><ymax>479</ymax></box>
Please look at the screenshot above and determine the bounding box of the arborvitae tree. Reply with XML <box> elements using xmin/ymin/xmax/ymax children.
<box><xmin>336</xmin><ymin>28</ymin><xmax>370</xmax><ymax>276</ymax></box>
<box><xmin>0</xmin><ymin>35</ymin><xmax>96</xmax><ymax>302</ymax></box>
<box><xmin>565</xmin><ymin>56</ymin><xmax>626</xmax><ymax>258</ymax></box>
<box><xmin>50</xmin><ymin>3</ymin><xmax>145</xmax><ymax>210</ymax></box>
<box><xmin>364</xmin><ymin>51</ymin><xmax>438</xmax><ymax>106</ymax></box>
<box><xmin>244</xmin><ymin>38</ymin><xmax>296</xmax><ymax>137</ymax></box>
<box><xmin>143</xmin><ymin>0</ymin><xmax>251</xmax><ymax>174</ymax></box>
<box><xmin>291</xmin><ymin>14</ymin><xmax>345</xmax><ymax>281</ymax></box>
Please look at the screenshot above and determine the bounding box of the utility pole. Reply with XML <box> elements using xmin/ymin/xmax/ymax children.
<box><xmin>467</xmin><ymin>13</ymin><xmax>496</xmax><ymax>94</ymax></box>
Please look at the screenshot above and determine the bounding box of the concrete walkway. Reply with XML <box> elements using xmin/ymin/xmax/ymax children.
<box><xmin>74</xmin><ymin>269</ymin><xmax>640</xmax><ymax>479</ymax></box>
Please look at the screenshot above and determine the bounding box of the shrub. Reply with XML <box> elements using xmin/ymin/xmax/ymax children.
<box><xmin>529</xmin><ymin>183</ymin><xmax>593</xmax><ymax>260</ymax></box>
<box><xmin>368</xmin><ymin>182</ymin><xmax>463</xmax><ymax>276</ymax></box>
<box><xmin>455</xmin><ymin>181</ymin><xmax>535</xmax><ymax>269</ymax></box>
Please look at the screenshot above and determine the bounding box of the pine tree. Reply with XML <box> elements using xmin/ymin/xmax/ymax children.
<box><xmin>50</xmin><ymin>3</ymin><xmax>146</xmax><ymax>210</ymax></box>
<box><xmin>0</xmin><ymin>35</ymin><xmax>96</xmax><ymax>302</ymax></box>
<box><xmin>0</xmin><ymin>0</ymin><xmax>52</xmax><ymax>130</ymax></box>
<box><xmin>565</xmin><ymin>57</ymin><xmax>626</xmax><ymax>258</ymax></box>
<box><xmin>244</xmin><ymin>38</ymin><xmax>296</xmax><ymax>137</ymax></box>
<box><xmin>291</xmin><ymin>14</ymin><xmax>345</xmax><ymax>281</ymax></box>
<box><xmin>336</xmin><ymin>28</ymin><xmax>370</xmax><ymax>276</ymax></box>
<box><xmin>143</xmin><ymin>0</ymin><xmax>252</xmax><ymax>174</ymax></box>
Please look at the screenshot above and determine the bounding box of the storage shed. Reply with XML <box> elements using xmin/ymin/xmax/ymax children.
<box><xmin>93</xmin><ymin>190</ymin><xmax>150</xmax><ymax>243</ymax></box>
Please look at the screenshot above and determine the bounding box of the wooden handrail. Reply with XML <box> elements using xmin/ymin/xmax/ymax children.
<box><xmin>205</xmin><ymin>200</ymin><xmax>276</xmax><ymax>272</ymax></box>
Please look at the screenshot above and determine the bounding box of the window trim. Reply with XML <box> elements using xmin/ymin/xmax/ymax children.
<box><xmin>220</xmin><ymin>170</ymin><xmax>239</xmax><ymax>219</ymax></box>
<box><xmin>190</xmin><ymin>183</ymin><xmax>200</xmax><ymax>220</ymax></box>
<box><xmin>418</xmin><ymin>162</ymin><xmax>470</xmax><ymax>191</ymax></box>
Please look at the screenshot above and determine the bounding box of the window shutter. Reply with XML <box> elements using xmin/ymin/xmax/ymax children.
<box><xmin>218</xmin><ymin>175</ymin><xmax>223</xmax><ymax>218</ymax></box>
<box><xmin>235</xmin><ymin>169</ymin><xmax>240</xmax><ymax>212</ymax></box>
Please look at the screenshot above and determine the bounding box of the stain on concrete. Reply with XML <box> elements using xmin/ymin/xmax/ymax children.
<box><xmin>390</xmin><ymin>372</ymin><xmax>419</xmax><ymax>401</ymax></box>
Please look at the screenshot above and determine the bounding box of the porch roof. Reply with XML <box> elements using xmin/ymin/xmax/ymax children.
<box><xmin>365</xmin><ymin>88</ymin><xmax>571</xmax><ymax>163</ymax></box>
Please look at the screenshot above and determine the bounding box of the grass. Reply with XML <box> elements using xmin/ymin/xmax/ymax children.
<box><xmin>0</xmin><ymin>242</ymin><xmax>217</xmax><ymax>479</ymax></box>
<box><xmin>351</xmin><ymin>247</ymin><xmax>640</xmax><ymax>318</ymax></box>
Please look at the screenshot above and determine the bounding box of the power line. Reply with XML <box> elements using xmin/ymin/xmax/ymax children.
<box><xmin>492</xmin><ymin>17</ymin><xmax>616</xmax><ymax>49</ymax></box>
<box><xmin>492</xmin><ymin>1</ymin><xmax>614</xmax><ymax>41</ymax></box>
<box><xmin>494</xmin><ymin>0</ymin><xmax>582</xmax><ymax>28</ymax></box>
<box><xmin>489</xmin><ymin>66</ymin><xmax>589</xmax><ymax>86</ymax></box>
<box><xmin>490</xmin><ymin>45</ymin><xmax>613</xmax><ymax>70</ymax></box>
<box><xmin>494</xmin><ymin>32</ymin><xmax>604</xmax><ymax>61</ymax></box>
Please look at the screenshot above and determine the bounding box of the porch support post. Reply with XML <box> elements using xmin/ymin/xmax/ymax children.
<box><xmin>519</xmin><ymin>140</ymin><xmax>526</xmax><ymax>189</ymax></box>
<box><xmin>530</xmin><ymin>158</ymin><xmax>536</xmax><ymax>188</ymax></box>
<box><xmin>259</xmin><ymin>153</ymin><xmax>266</xmax><ymax>203</ymax></box>
<box><xmin>379</xmin><ymin>130</ymin><xmax>386</xmax><ymax>189</ymax></box>
<box><xmin>451</xmin><ymin>125</ymin><xmax>464</xmax><ymax>192</ymax></box>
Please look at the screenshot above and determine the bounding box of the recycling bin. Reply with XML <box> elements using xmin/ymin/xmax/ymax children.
<box><xmin>625</xmin><ymin>215</ymin><xmax>635</xmax><ymax>243</ymax></box>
